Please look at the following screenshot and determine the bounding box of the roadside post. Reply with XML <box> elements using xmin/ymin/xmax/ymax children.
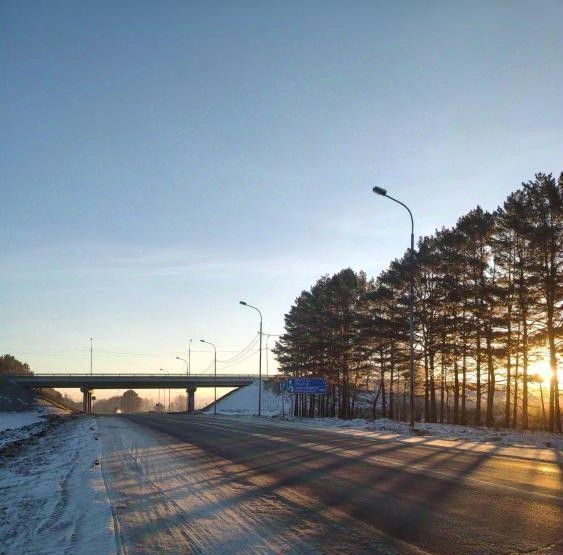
<box><xmin>279</xmin><ymin>379</ymin><xmax>286</xmax><ymax>417</ymax></box>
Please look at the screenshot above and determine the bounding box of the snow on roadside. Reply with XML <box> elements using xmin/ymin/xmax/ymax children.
<box><xmin>275</xmin><ymin>416</ymin><xmax>563</xmax><ymax>453</ymax></box>
<box><xmin>0</xmin><ymin>403</ymin><xmax>71</xmax><ymax>451</ymax></box>
<box><xmin>203</xmin><ymin>380</ymin><xmax>562</xmax><ymax>453</ymax></box>
<box><xmin>0</xmin><ymin>411</ymin><xmax>46</xmax><ymax>432</ymax></box>
<box><xmin>0</xmin><ymin>417</ymin><xmax>118</xmax><ymax>555</ymax></box>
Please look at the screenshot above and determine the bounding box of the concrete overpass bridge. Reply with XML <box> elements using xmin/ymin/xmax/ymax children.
<box><xmin>7</xmin><ymin>373</ymin><xmax>256</xmax><ymax>414</ymax></box>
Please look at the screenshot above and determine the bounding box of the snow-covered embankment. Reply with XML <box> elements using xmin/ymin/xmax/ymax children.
<box><xmin>202</xmin><ymin>379</ymin><xmax>291</xmax><ymax>416</ymax></box>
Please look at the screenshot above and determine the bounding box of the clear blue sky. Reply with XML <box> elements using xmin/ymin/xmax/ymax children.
<box><xmin>1</xmin><ymin>1</ymin><xmax>562</xmax><ymax>400</ymax></box>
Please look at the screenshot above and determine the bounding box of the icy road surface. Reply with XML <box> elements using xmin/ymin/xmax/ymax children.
<box><xmin>98</xmin><ymin>416</ymin><xmax>420</xmax><ymax>554</ymax></box>
<box><xmin>3</xmin><ymin>414</ymin><xmax>560</xmax><ymax>554</ymax></box>
<box><xmin>99</xmin><ymin>414</ymin><xmax>562</xmax><ymax>555</ymax></box>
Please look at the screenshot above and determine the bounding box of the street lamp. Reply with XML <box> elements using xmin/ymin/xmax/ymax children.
<box><xmin>176</xmin><ymin>355</ymin><xmax>189</xmax><ymax>413</ymax></box>
<box><xmin>200</xmin><ymin>339</ymin><xmax>217</xmax><ymax>415</ymax></box>
<box><xmin>372</xmin><ymin>186</ymin><xmax>416</xmax><ymax>429</ymax></box>
<box><xmin>240</xmin><ymin>301</ymin><xmax>263</xmax><ymax>416</ymax></box>
<box><xmin>177</xmin><ymin>340</ymin><xmax>192</xmax><ymax>376</ymax></box>
<box><xmin>159</xmin><ymin>368</ymin><xmax>170</xmax><ymax>412</ymax></box>
<box><xmin>176</xmin><ymin>356</ymin><xmax>188</xmax><ymax>374</ymax></box>
<box><xmin>188</xmin><ymin>339</ymin><xmax>192</xmax><ymax>376</ymax></box>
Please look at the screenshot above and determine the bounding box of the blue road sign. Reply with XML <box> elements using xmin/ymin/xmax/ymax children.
<box><xmin>286</xmin><ymin>377</ymin><xmax>327</xmax><ymax>395</ymax></box>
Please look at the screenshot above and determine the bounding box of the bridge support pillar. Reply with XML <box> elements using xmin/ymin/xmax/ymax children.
<box><xmin>81</xmin><ymin>386</ymin><xmax>92</xmax><ymax>414</ymax></box>
<box><xmin>81</xmin><ymin>387</ymin><xmax>87</xmax><ymax>414</ymax></box>
<box><xmin>187</xmin><ymin>387</ymin><xmax>197</xmax><ymax>414</ymax></box>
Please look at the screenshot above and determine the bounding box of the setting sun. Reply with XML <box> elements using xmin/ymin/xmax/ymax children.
<box><xmin>529</xmin><ymin>358</ymin><xmax>561</xmax><ymax>384</ymax></box>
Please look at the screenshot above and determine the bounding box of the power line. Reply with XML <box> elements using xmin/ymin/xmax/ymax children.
<box><xmin>216</xmin><ymin>334</ymin><xmax>260</xmax><ymax>363</ymax></box>
<box><xmin>217</xmin><ymin>349</ymin><xmax>262</xmax><ymax>371</ymax></box>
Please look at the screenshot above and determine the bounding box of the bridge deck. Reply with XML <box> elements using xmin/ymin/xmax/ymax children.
<box><xmin>5</xmin><ymin>374</ymin><xmax>257</xmax><ymax>389</ymax></box>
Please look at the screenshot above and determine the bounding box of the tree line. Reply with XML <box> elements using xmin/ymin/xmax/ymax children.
<box><xmin>274</xmin><ymin>173</ymin><xmax>562</xmax><ymax>431</ymax></box>
<box><xmin>0</xmin><ymin>354</ymin><xmax>33</xmax><ymax>376</ymax></box>
<box><xmin>0</xmin><ymin>354</ymin><xmax>82</xmax><ymax>409</ymax></box>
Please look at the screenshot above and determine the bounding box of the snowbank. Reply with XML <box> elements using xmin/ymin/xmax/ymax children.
<box><xmin>203</xmin><ymin>379</ymin><xmax>292</xmax><ymax>416</ymax></box>
<box><xmin>0</xmin><ymin>404</ymin><xmax>70</xmax><ymax>451</ymax></box>
<box><xmin>0</xmin><ymin>411</ymin><xmax>46</xmax><ymax>432</ymax></box>
<box><xmin>0</xmin><ymin>417</ymin><xmax>117</xmax><ymax>555</ymax></box>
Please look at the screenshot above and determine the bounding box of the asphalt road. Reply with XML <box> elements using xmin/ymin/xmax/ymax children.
<box><xmin>99</xmin><ymin>414</ymin><xmax>562</xmax><ymax>555</ymax></box>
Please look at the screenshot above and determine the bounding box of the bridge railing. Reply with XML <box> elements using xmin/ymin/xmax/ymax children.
<box><xmin>9</xmin><ymin>373</ymin><xmax>259</xmax><ymax>378</ymax></box>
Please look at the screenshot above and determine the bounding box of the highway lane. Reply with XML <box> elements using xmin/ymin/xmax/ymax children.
<box><xmin>99</xmin><ymin>414</ymin><xmax>563</xmax><ymax>555</ymax></box>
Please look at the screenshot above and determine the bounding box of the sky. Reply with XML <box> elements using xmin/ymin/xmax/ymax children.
<box><xmin>1</xmin><ymin>1</ymin><xmax>562</xmax><ymax>401</ymax></box>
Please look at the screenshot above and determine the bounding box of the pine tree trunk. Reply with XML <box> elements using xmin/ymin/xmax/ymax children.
<box><xmin>547</xmin><ymin>301</ymin><xmax>559</xmax><ymax>432</ymax></box>
<box><xmin>429</xmin><ymin>353</ymin><xmax>437</xmax><ymax>423</ymax></box>
<box><xmin>512</xmin><ymin>322</ymin><xmax>520</xmax><ymax>428</ymax></box>
<box><xmin>372</xmin><ymin>381</ymin><xmax>381</xmax><ymax>420</ymax></box>
<box><xmin>522</xmin><ymin>315</ymin><xmax>529</xmax><ymax>430</ymax></box>
<box><xmin>381</xmin><ymin>367</ymin><xmax>387</xmax><ymax>418</ymax></box>
<box><xmin>486</xmin><ymin>330</ymin><xmax>495</xmax><ymax>427</ymax></box>
<box><xmin>424</xmin><ymin>347</ymin><xmax>430</xmax><ymax>421</ymax></box>
<box><xmin>389</xmin><ymin>364</ymin><xmax>395</xmax><ymax>420</ymax></box>
<box><xmin>475</xmin><ymin>328</ymin><xmax>482</xmax><ymax>426</ymax></box>
<box><xmin>402</xmin><ymin>377</ymin><xmax>407</xmax><ymax>421</ymax></box>
<box><xmin>454</xmin><ymin>354</ymin><xmax>460</xmax><ymax>425</ymax></box>
<box><xmin>440</xmin><ymin>353</ymin><xmax>445</xmax><ymax>424</ymax></box>
<box><xmin>505</xmin><ymin>310</ymin><xmax>512</xmax><ymax>428</ymax></box>
<box><xmin>461</xmin><ymin>340</ymin><xmax>467</xmax><ymax>425</ymax></box>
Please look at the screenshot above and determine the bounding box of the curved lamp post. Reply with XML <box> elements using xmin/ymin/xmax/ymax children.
<box><xmin>176</xmin><ymin>356</ymin><xmax>187</xmax><ymax>373</ymax></box>
<box><xmin>372</xmin><ymin>186</ymin><xmax>416</xmax><ymax>429</ymax></box>
<box><xmin>200</xmin><ymin>339</ymin><xmax>217</xmax><ymax>415</ymax></box>
<box><xmin>159</xmin><ymin>368</ymin><xmax>170</xmax><ymax>412</ymax></box>
<box><xmin>188</xmin><ymin>339</ymin><xmax>192</xmax><ymax>376</ymax></box>
<box><xmin>240</xmin><ymin>301</ymin><xmax>263</xmax><ymax>416</ymax></box>
<box><xmin>177</xmin><ymin>340</ymin><xmax>192</xmax><ymax>412</ymax></box>
<box><xmin>176</xmin><ymin>339</ymin><xmax>192</xmax><ymax>376</ymax></box>
<box><xmin>176</xmin><ymin>355</ymin><xmax>189</xmax><ymax>413</ymax></box>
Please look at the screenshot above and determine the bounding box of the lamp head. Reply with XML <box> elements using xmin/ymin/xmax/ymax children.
<box><xmin>239</xmin><ymin>301</ymin><xmax>247</xmax><ymax>306</ymax></box>
<box><xmin>200</xmin><ymin>339</ymin><xmax>205</xmax><ymax>343</ymax></box>
<box><xmin>372</xmin><ymin>186</ymin><xmax>387</xmax><ymax>196</ymax></box>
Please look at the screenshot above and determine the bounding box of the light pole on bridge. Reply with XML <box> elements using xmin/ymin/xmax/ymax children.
<box><xmin>159</xmin><ymin>368</ymin><xmax>170</xmax><ymax>412</ymax></box>
<box><xmin>200</xmin><ymin>339</ymin><xmax>217</xmax><ymax>415</ymax></box>
<box><xmin>177</xmin><ymin>339</ymin><xmax>193</xmax><ymax>377</ymax></box>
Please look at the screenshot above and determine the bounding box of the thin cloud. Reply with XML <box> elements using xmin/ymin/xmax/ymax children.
<box><xmin>0</xmin><ymin>242</ymin><xmax>388</xmax><ymax>284</ymax></box>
